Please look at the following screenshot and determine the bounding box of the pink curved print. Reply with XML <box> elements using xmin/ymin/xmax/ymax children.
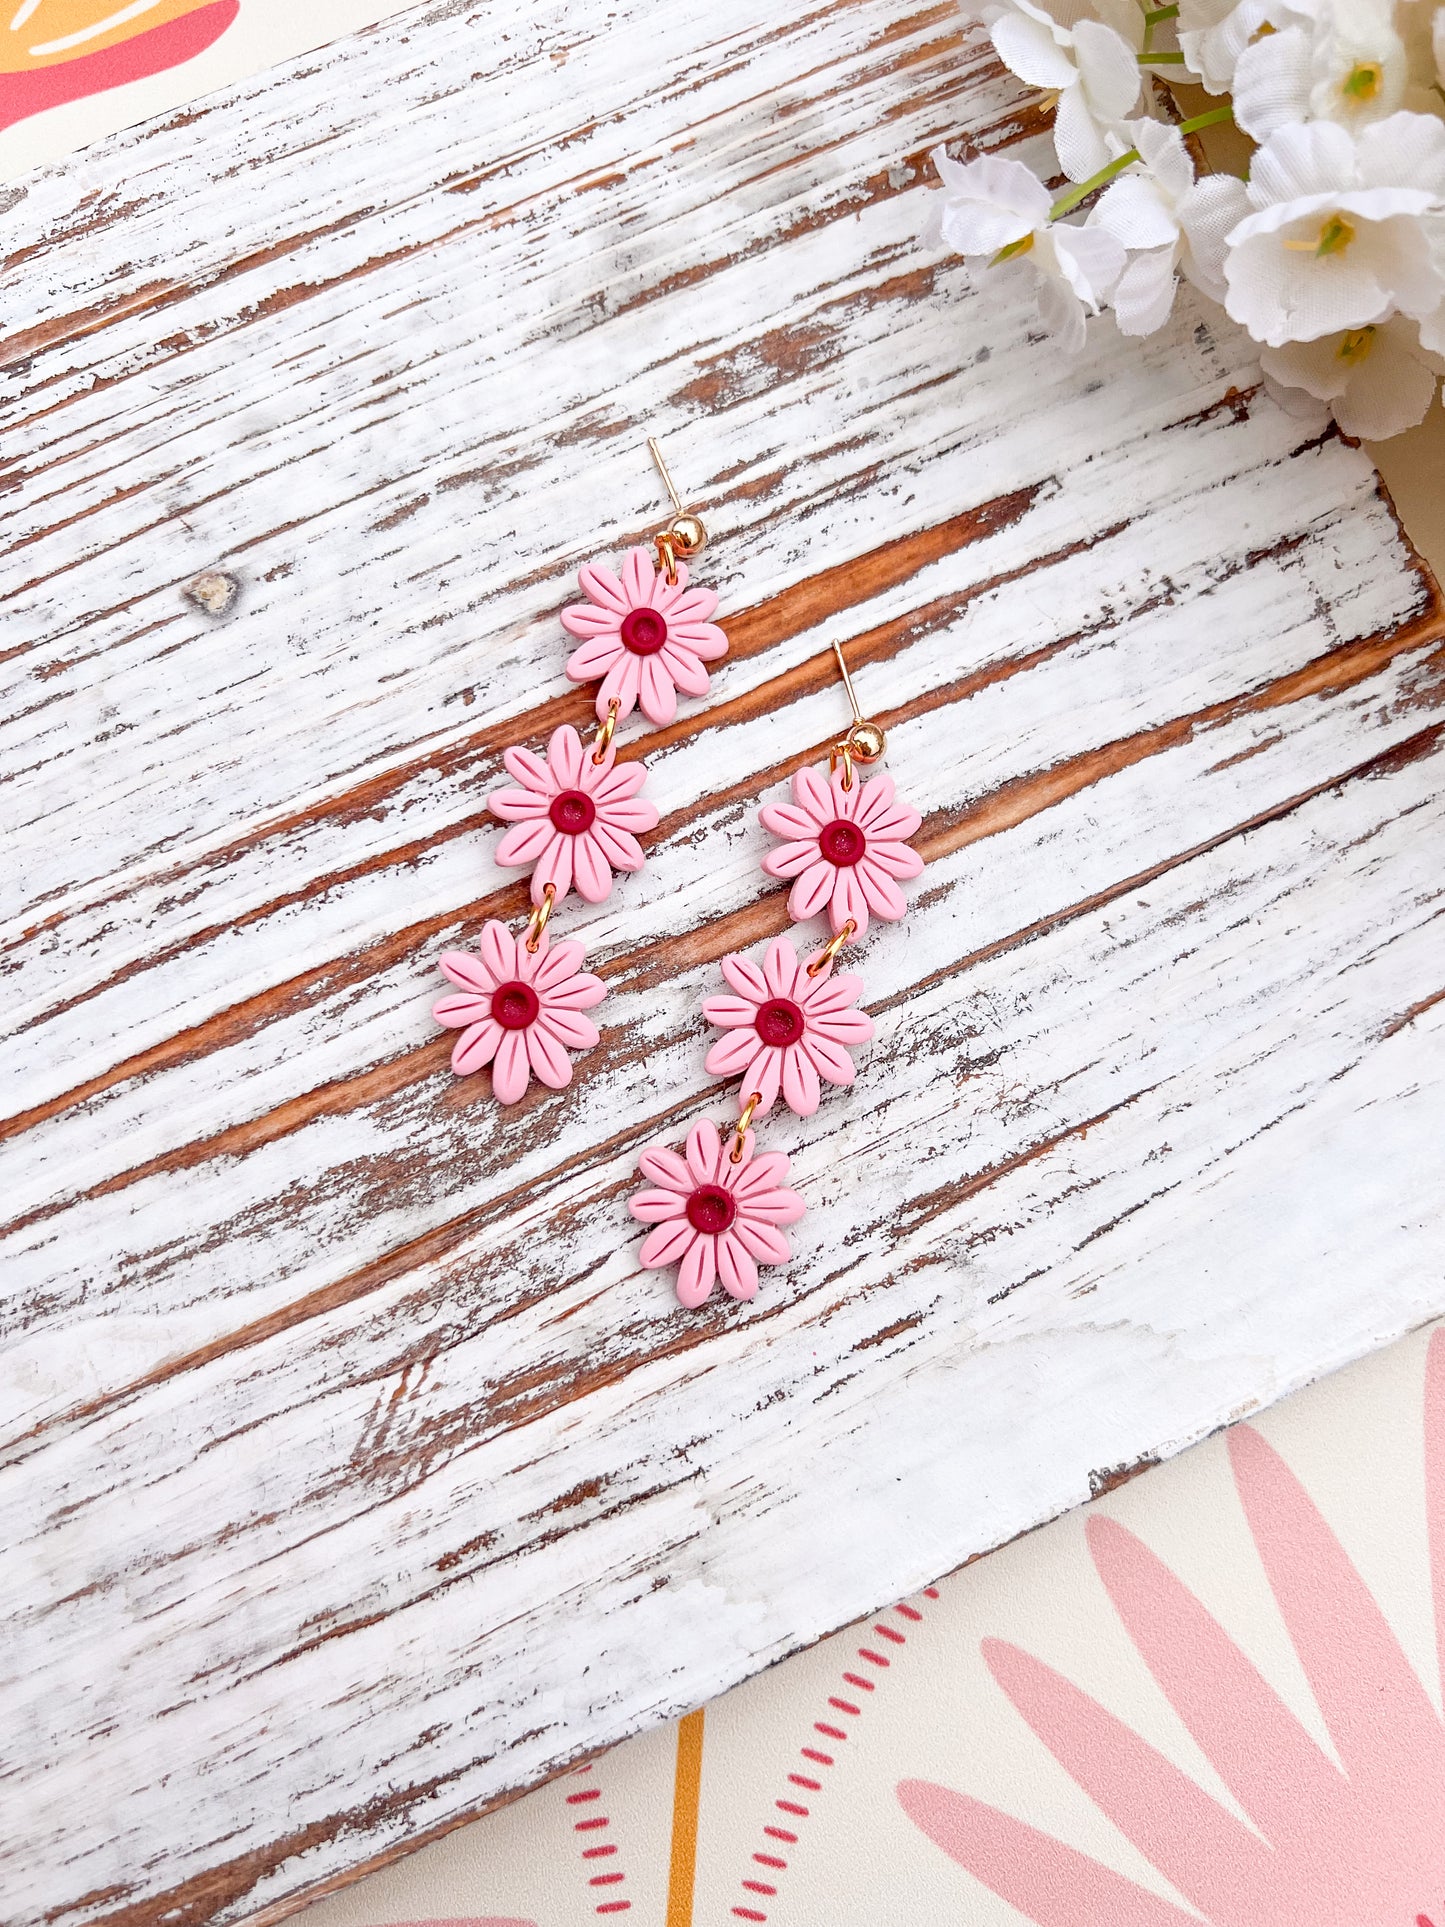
<box><xmin>377</xmin><ymin>1918</ymin><xmax>536</xmax><ymax>1927</ymax></box>
<box><xmin>0</xmin><ymin>1</ymin><xmax>238</xmax><ymax>132</ymax></box>
<box><xmin>900</xmin><ymin>1328</ymin><xmax>1445</xmax><ymax>1925</ymax></box>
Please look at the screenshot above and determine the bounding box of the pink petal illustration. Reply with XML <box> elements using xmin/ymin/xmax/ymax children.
<box><xmin>981</xmin><ymin>1638</ymin><xmax>1276</xmax><ymax>1912</ymax></box>
<box><xmin>898</xmin><ymin>1782</ymin><xmax>1198</xmax><ymax>1927</ymax></box>
<box><xmin>1427</xmin><ymin>1328</ymin><xmax>1445</xmax><ymax>1707</ymax></box>
<box><xmin>899</xmin><ymin>1394</ymin><xmax>1445</xmax><ymax>1925</ymax></box>
<box><xmin>1086</xmin><ymin>1514</ymin><xmax>1346</xmax><ymax>1841</ymax></box>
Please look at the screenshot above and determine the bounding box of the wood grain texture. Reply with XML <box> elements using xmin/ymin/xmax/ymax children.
<box><xmin>2</xmin><ymin>0</ymin><xmax>1443</xmax><ymax>1921</ymax></box>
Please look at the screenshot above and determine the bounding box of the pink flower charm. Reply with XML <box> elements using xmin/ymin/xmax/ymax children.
<box><xmin>702</xmin><ymin>934</ymin><xmax>873</xmax><ymax>1117</ymax></box>
<box><xmin>488</xmin><ymin>724</ymin><xmax>659</xmax><ymax>907</ymax></box>
<box><xmin>434</xmin><ymin>920</ymin><xmax>605</xmax><ymax>1102</ymax></box>
<box><xmin>629</xmin><ymin>1118</ymin><xmax>806</xmax><ymax>1307</ymax></box>
<box><xmin>560</xmin><ymin>546</ymin><xmax>728</xmax><ymax>727</ymax></box>
<box><xmin>760</xmin><ymin>766</ymin><xmax>923</xmax><ymax>936</ymax></box>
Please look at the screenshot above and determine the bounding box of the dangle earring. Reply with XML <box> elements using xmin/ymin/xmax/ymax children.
<box><xmin>433</xmin><ymin>441</ymin><xmax>729</xmax><ymax>1105</ymax></box>
<box><xmin>628</xmin><ymin>641</ymin><xmax>924</xmax><ymax>1307</ymax></box>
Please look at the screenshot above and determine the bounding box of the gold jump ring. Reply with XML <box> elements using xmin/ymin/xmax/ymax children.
<box><xmin>731</xmin><ymin>1090</ymin><xmax>763</xmax><ymax>1164</ymax></box>
<box><xmin>806</xmin><ymin>919</ymin><xmax>856</xmax><ymax>979</ymax></box>
<box><xmin>591</xmin><ymin>698</ymin><xmax>620</xmax><ymax>765</ymax></box>
<box><xmin>525</xmin><ymin>882</ymin><xmax>557</xmax><ymax>954</ymax></box>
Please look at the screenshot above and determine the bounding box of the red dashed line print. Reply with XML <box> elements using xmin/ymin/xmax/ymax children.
<box><xmin>730</xmin><ymin>1586</ymin><xmax>938</xmax><ymax>1921</ymax></box>
<box><xmin>562</xmin><ymin>1762</ymin><xmax>632</xmax><ymax>1914</ymax></box>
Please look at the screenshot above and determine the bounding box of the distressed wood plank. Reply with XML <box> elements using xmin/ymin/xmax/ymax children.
<box><xmin>1</xmin><ymin>0</ymin><xmax>1442</xmax><ymax>1922</ymax></box>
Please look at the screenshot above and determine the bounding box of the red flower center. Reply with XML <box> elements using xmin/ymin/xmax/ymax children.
<box><xmin>549</xmin><ymin>788</ymin><xmax>596</xmax><ymax>835</ymax></box>
<box><xmin>819</xmin><ymin>818</ymin><xmax>866</xmax><ymax>866</ymax></box>
<box><xmin>686</xmin><ymin>1183</ymin><xmax>737</xmax><ymax>1235</ymax></box>
<box><xmin>491</xmin><ymin>980</ymin><xmax>540</xmax><ymax>1031</ymax></box>
<box><xmin>620</xmin><ymin>608</ymin><xmax>667</xmax><ymax>655</ymax></box>
<box><xmin>755</xmin><ymin>997</ymin><xmax>805</xmax><ymax>1047</ymax></box>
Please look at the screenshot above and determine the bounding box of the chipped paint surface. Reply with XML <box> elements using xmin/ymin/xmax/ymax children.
<box><xmin>2</xmin><ymin>0</ymin><xmax>1444</xmax><ymax>1923</ymax></box>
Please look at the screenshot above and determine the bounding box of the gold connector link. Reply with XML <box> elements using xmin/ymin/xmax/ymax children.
<box><xmin>731</xmin><ymin>1089</ymin><xmax>763</xmax><ymax>1163</ymax></box>
<box><xmin>525</xmin><ymin>882</ymin><xmax>557</xmax><ymax>954</ymax></box>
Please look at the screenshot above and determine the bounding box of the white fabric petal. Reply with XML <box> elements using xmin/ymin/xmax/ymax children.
<box><xmin>1177</xmin><ymin>174</ymin><xmax>1252</xmax><ymax>302</ymax></box>
<box><xmin>1261</xmin><ymin>368</ymin><xmax>1335</xmax><ymax>424</ymax></box>
<box><xmin>1264</xmin><ymin>316</ymin><xmax>1444</xmax><ymax>437</ymax></box>
<box><xmin>1111</xmin><ymin>244</ymin><xmax>1180</xmax><ymax>335</ymax></box>
<box><xmin>1072</xmin><ymin>17</ymin><xmax>1142</xmax><ymax>118</ymax></box>
<box><xmin>933</xmin><ymin>148</ymin><xmax>1053</xmax><ymax>255</ymax></box>
<box><xmin>1418</xmin><ymin>298</ymin><xmax>1445</xmax><ymax>358</ymax></box>
<box><xmin>991</xmin><ymin>9</ymin><xmax>1078</xmax><ymax>86</ymax></box>
<box><xmin>1356</xmin><ymin>112</ymin><xmax>1445</xmax><ymax>195</ymax></box>
<box><xmin>1132</xmin><ymin>117</ymin><xmax>1195</xmax><ymax>199</ymax></box>
<box><xmin>1050</xmin><ymin>221</ymin><xmax>1127</xmax><ymax>306</ymax></box>
<box><xmin>1033</xmin><ymin>259</ymin><xmax>1089</xmax><ymax>350</ymax></box>
<box><xmin>1052</xmin><ymin>79</ymin><xmax>1114</xmax><ymax>182</ymax></box>
<box><xmin>1333</xmin><ymin>326</ymin><xmax>1438</xmax><ymax>438</ymax></box>
<box><xmin>1231</xmin><ymin>24</ymin><xmax>1312</xmax><ymax>140</ymax></box>
<box><xmin>1261</xmin><ymin>331</ymin><xmax>1357</xmax><ymax>400</ymax></box>
<box><xmin>1247</xmin><ymin>120</ymin><xmax>1357</xmax><ymax>209</ymax></box>
<box><xmin>1309</xmin><ymin>9</ymin><xmax>1406</xmax><ymax>127</ymax></box>
<box><xmin>1093</xmin><ymin>174</ymin><xmax>1181</xmax><ymax>251</ymax></box>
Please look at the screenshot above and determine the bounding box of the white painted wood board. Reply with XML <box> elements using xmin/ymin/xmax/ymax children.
<box><xmin>2</xmin><ymin>0</ymin><xmax>1442</xmax><ymax>1922</ymax></box>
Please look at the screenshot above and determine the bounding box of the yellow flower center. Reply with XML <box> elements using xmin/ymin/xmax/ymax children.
<box><xmin>994</xmin><ymin>230</ymin><xmax>1036</xmax><ymax>262</ymax></box>
<box><xmin>1340</xmin><ymin>59</ymin><xmax>1383</xmax><ymax>101</ymax></box>
<box><xmin>1248</xmin><ymin>20</ymin><xmax>1276</xmax><ymax>41</ymax></box>
<box><xmin>1283</xmin><ymin>212</ymin><xmax>1356</xmax><ymax>256</ymax></box>
<box><xmin>1337</xmin><ymin>326</ymin><xmax>1376</xmax><ymax>364</ymax></box>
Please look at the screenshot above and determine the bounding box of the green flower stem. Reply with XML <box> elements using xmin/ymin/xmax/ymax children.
<box><xmin>1143</xmin><ymin>4</ymin><xmax>1179</xmax><ymax>20</ymax></box>
<box><xmin>1046</xmin><ymin>103</ymin><xmax>1234</xmax><ymax>220</ymax></box>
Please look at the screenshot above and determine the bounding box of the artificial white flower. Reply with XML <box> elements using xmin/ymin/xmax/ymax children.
<box><xmin>1262</xmin><ymin>316</ymin><xmax>1443</xmax><ymax>435</ymax></box>
<box><xmin>1224</xmin><ymin>115</ymin><xmax>1445</xmax><ymax>344</ymax></box>
<box><xmin>929</xmin><ymin>148</ymin><xmax>1127</xmax><ymax>350</ymax></box>
<box><xmin>1232</xmin><ymin>0</ymin><xmax>1408</xmax><ymax>138</ymax></box>
<box><xmin>1092</xmin><ymin>120</ymin><xmax>1252</xmax><ymax>331</ymax></box>
<box><xmin>977</xmin><ymin>0</ymin><xmax>1142</xmax><ymax>179</ymax></box>
<box><xmin>1179</xmin><ymin>0</ymin><xmax>1315</xmax><ymax>93</ymax></box>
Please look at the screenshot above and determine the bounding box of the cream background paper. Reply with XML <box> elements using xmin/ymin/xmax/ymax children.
<box><xmin>294</xmin><ymin>1318</ymin><xmax>1445</xmax><ymax>1926</ymax></box>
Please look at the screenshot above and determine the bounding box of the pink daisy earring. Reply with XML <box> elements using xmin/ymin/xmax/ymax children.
<box><xmin>629</xmin><ymin>641</ymin><xmax>924</xmax><ymax>1307</ymax></box>
<box><xmin>434</xmin><ymin>441</ymin><xmax>728</xmax><ymax>1105</ymax></box>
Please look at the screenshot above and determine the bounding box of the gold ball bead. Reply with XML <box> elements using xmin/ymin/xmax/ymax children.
<box><xmin>670</xmin><ymin>513</ymin><xmax>707</xmax><ymax>555</ymax></box>
<box><xmin>849</xmin><ymin>721</ymin><xmax>886</xmax><ymax>762</ymax></box>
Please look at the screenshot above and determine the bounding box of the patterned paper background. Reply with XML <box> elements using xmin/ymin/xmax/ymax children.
<box><xmin>291</xmin><ymin>1318</ymin><xmax>1445</xmax><ymax>1926</ymax></box>
<box><xmin>0</xmin><ymin>0</ymin><xmax>395</xmax><ymax>178</ymax></box>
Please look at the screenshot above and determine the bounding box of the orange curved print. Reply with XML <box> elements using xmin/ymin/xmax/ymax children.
<box><xmin>0</xmin><ymin>0</ymin><xmax>239</xmax><ymax>130</ymax></box>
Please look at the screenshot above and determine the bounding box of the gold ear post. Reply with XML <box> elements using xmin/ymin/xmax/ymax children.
<box><xmin>648</xmin><ymin>436</ymin><xmax>707</xmax><ymax>585</ymax></box>
<box><xmin>828</xmin><ymin>636</ymin><xmax>886</xmax><ymax>788</ymax></box>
